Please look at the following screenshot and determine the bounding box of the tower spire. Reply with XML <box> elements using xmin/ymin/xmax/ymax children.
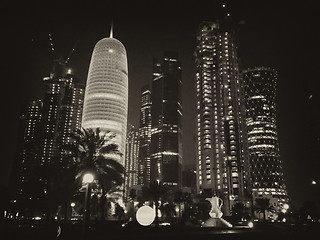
<box><xmin>109</xmin><ymin>20</ymin><xmax>113</xmax><ymax>38</ymax></box>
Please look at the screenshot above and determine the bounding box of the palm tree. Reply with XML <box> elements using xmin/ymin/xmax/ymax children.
<box><xmin>231</xmin><ymin>202</ymin><xmax>250</xmax><ymax>221</ymax></box>
<box><xmin>66</xmin><ymin>128</ymin><xmax>124</xmax><ymax>221</ymax></box>
<box><xmin>174</xmin><ymin>191</ymin><xmax>192</xmax><ymax>224</ymax></box>
<box><xmin>255</xmin><ymin>198</ymin><xmax>273</xmax><ymax>221</ymax></box>
<box><xmin>174</xmin><ymin>191</ymin><xmax>183</xmax><ymax>220</ymax></box>
<box><xmin>141</xmin><ymin>181</ymin><xmax>168</xmax><ymax>227</ymax></box>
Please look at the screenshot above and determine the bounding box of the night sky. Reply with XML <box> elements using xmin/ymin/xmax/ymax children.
<box><xmin>3</xmin><ymin>0</ymin><xmax>319</xmax><ymax>209</ymax></box>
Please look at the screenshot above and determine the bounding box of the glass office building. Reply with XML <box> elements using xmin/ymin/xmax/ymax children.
<box><xmin>150</xmin><ymin>52</ymin><xmax>183</xmax><ymax>186</ymax></box>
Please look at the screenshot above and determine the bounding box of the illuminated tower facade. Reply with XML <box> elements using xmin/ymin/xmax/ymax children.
<box><xmin>55</xmin><ymin>69</ymin><xmax>85</xmax><ymax>166</ymax></box>
<box><xmin>124</xmin><ymin>124</ymin><xmax>140</xmax><ymax>200</ymax></box>
<box><xmin>150</xmin><ymin>52</ymin><xmax>182</xmax><ymax>186</ymax></box>
<box><xmin>194</xmin><ymin>21</ymin><xmax>249</xmax><ymax>215</ymax></box>
<box><xmin>137</xmin><ymin>85</ymin><xmax>152</xmax><ymax>185</ymax></box>
<box><xmin>37</xmin><ymin>63</ymin><xmax>84</xmax><ymax>169</ymax></box>
<box><xmin>15</xmin><ymin>62</ymin><xmax>84</xmax><ymax>209</ymax></box>
<box><xmin>243</xmin><ymin>67</ymin><xmax>288</xmax><ymax>206</ymax></box>
<box><xmin>81</xmin><ymin>29</ymin><xmax>128</xmax><ymax>164</ymax></box>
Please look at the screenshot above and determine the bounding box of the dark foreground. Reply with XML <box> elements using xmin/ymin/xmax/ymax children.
<box><xmin>1</xmin><ymin>220</ymin><xmax>319</xmax><ymax>240</ymax></box>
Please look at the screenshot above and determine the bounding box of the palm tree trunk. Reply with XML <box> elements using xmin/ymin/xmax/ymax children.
<box><xmin>155</xmin><ymin>201</ymin><xmax>159</xmax><ymax>227</ymax></box>
<box><xmin>100</xmin><ymin>189</ymin><xmax>106</xmax><ymax>222</ymax></box>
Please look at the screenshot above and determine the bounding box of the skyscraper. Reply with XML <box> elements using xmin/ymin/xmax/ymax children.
<box><xmin>37</xmin><ymin>61</ymin><xmax>84</xmax><ymax>169</ymax></box>
<box><xmin>13</xmin><ymin>61</ymin><xmax>84</xmax><ymax>210</ymax></box>
<box><xmin>150</xmin><ymin>52</ymin><xmax>182</xmax><ymax>186</ymax></box>
<box><xmin>194</xmin><ymin>21</ymin><xmax>248</xmax><ymax>215</ymax></box>
<box><xmin>243</xmin><ymin>67</ymin><xmax>288</xmax><ymax>206</ymax></box>
<box><xmin>12</xmin><ymin>100</ymin><xmax>43</xmax><ymax>200</ymax></box>
<box><xmin>137</xmin><ymin>85</ymin><xmax>152</xmax><ymax>185</ymax></box>
<box><xmin>81</xmin><ymin>28</ymin><xmax>128</xmax><ymax>164</ymax></box>
<box><xmin>124</xmin><ymin>124</ymin><xmax>140</xmax><ymax>200</ymax></box>
<box><xmin>55</xmin><ymin>69</ymin><xmax>85</xmax><ymax>166</ymax></box>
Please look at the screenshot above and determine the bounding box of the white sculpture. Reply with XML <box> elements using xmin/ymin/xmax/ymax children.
<box><xmin>201</xmin><ymin>195</ymin><xmax>232</xmax><ymax>228</ymax></box>
<box><xmin>205</xmin><ymin>196</ymin><xmax>223</xmax><ymax>218</ymax></box>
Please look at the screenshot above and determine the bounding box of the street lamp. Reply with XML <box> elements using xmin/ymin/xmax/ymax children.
<box><xmin>83</xmin><ymin>173</ymin><xmax>94</xmax><ymax>184</ymax></box>
<box><xmin>82</xmin><ymin>173</ymin><xmax>94</xmax><ymax>240</ymax></box>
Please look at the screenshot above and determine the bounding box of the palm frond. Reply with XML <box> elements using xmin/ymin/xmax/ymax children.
<box><xmin>99</xmin><ymin>167</ymin><xmax>124</xmax><ymax>186</ymax></box>
<box><xmin>105</xmin><ymin>158</ymin><xmax>124</xmax><ymax>174</ymax></box>
<box><xmin>100</xmin><ymin>143</ymin><xmax>121</xmax><ymax>155</ymax></box>
<box><xmin>95</xmin><ymin>156</ymin><xmax>124</xmax><ymax>175</ymax></box>
<box><xmin>64</xmin><ymin>127</ymin><xmax>123</xmax><ymax>199</ymax></box>
<box><xmin>104</xmin><ymin>131</ymin><xmax>117</xmax><ymax>142</ymax></box>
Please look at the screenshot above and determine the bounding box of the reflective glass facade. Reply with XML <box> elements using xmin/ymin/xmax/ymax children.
<box><xmin>150</xmin><ymin>52</ymin><xmax>182</xmax><ymax>186</ymax></box>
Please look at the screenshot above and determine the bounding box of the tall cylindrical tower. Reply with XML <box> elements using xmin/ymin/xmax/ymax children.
<box><xmin>82</xmin><ymin>32</ymin><xmax>128</xmax><ymax>164</ymax></box>
<box><xmin>243</xmin><ymin>67</ymin><xmax>288</xmax><ymax>206</ymax></box>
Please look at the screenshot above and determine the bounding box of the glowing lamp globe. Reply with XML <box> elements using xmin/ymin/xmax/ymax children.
<box><xmin>136</xmin><ymin>206</ymin><xmax>155</xmax><ymax>226</ymax></box>
<box><xmin>83</xmin><ymin>173</ymin><xmax>94</xmax><ymax>184</ymax></box>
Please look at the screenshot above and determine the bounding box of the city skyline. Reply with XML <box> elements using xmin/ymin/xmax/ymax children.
<box><xmin>3</xmin><ymin>0</ymin><xmax>320</xmax><ymax>209</ymax></box>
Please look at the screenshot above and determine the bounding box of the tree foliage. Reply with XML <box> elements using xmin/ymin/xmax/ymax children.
<box><xmin>141</xmin><ymin>181</ymin><xmax>168</xmax><ymax>227</ymax></box>
<box><xmin>255</xmin><ymin>198</ymin><xmax>274</xmax><ymax>221</ymax></box>
<box><xmin>66</xmin><ymin>128</ymin><xmax>124</xmax><ymax>194</ymax></box>
<box><xmin>64</xmin><ymin>128</ymin><xmax>124</xmax><ymax>220</ymax></box>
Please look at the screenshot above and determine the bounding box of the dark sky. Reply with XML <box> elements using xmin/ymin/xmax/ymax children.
<box><xmin>3</xmin><ymin>0</ymin><xmax>319</xmax><ymax>209</ymax></box>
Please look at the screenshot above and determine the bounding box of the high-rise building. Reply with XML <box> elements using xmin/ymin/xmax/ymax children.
<box><xmin>194</xmin><ymin>21</ymin><xmax>249</xmax><ymax>215</ymax></box>
<box><xmin>137</xmin><ymin>85</ymin><xmax>152</xmax><ymax>185</ymax></box>
<box><xmin>150</xmin><ymin>52</ymin><xmax>182</xmax><ymax>186</ymax></box>
<box><xmin>243</xmin><ymin>67</ymin><xmax>288</xmax><ymax>207</ymax></box>
<box><xmin>37</xmin><ymin>61</ymin><xmax>84</xmax><ymax>169</ymax></box>
<box><xmin>124</xmin><ymin>124</ymin><xmax>140</xmax><ymax>200</ymax></box>
<box><xmin>81</xmin><ymin>28</ymin><xmax>128</xmax><ymax>164</ymax></box>
<box><xmin>55</xmin><ymin>69</ymin><xmax>85</xmax><ymax>166</ymax></box>
<box><xmin>13</xmin><ymin>61</ymin><xmax>84</xmax><ymax>208</ymax></box>
<box><xmin>12</xmin><ymin>100</ymin><xmax>43</xmax><ymax>200</ymax></box>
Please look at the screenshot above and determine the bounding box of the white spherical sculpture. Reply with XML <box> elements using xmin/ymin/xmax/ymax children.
<box><xmin>136</xmin><ymin>206</ymin><xmax>155</xmax><ymax>226</ymax></box>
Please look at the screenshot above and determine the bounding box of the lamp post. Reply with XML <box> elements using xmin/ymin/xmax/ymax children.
<box><xmin>82</xmin><ymin>173</ymin><xmax>94</xmax><ymax>240</ymax></box>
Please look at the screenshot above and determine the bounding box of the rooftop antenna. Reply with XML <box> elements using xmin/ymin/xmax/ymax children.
<box><xmin>109</xmin><ymin>20</ymin><xmax>113</xmax><ymax>38</ymax></box>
